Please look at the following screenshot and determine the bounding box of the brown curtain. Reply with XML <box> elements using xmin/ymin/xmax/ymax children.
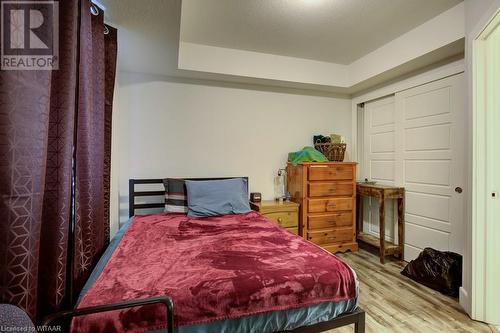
<box><xmin>0</xmin><ymin>0</ymin><xmax>117</xmax><ymax>322</ymax></box>
<box><xmin>104</xmin><ymin>25</ymin><xmax>118</xmax><ymax>242</ymax></box>
<box><xmin>72</xmin><ymin>0</ymin><xmax>106</xmax><ymax>296</ymax></box>
<box><xmin>36</xmin><ymin>0</ymin><xmax>79</xmax><ymax>320</ymax></box>
<box><xmin>0</xmin><ymin>51</ymin><xmax>52</xmax><ymax>323</ymax></box>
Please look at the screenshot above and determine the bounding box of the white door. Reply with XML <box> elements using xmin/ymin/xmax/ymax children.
<box><xmin>472</xmin><ymin>12</ymin><xmax>500</xmax><ymax>324</ymax></box>
<box><xmin>395</xmin><ymin>74</ymin><xmax>466</xmax><ymax>260</ymax></box>
<box><xmin>362</xmin><ymin>96</ymin><xmax>398</xmax><ymax>242</ymax></box>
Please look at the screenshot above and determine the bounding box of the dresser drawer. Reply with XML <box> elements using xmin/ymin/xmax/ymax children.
<box><xmin>308</xmin><ymin>212</ymin><xmax>353</xmax><ymax>230</ymax></box>
<box><xmin>287</xmin><ymin>227</ymin><xmax>299</xmax><ymax>235</ymax></box>
<box><xmin>307</xmin><ymin>228</ymin><xmax>354</xmax><ymax>245</ymax></box>
<box><xmin>308</xmin><ymin>182</ymin><xmax>353</xmax><ymax>197</ymax></box>
<box><xmin>308</xmin><ymin>198</ymin><xmax>353</xmax><ymax>213</ymax></box>
<box><xmin>265</xmin><ymin>211</ymin><xmax>298</xmax><ymax>228</ymax></box>
<box><xmin>308</xmin><ymin>165</ymin><xmax>354</xmax><ymax>181</ymax></box>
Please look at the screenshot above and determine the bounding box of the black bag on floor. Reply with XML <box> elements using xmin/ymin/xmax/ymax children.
<box><xmin>401</xmin><ymin>247</ymin><xmax>462</xmax><ymax>297</ymax></box>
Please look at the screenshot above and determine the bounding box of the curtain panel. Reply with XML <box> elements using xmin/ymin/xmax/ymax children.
<box><xmin>104</xmin><ymin>25</ymin><xmax>118</xmax><ymax>242</ymax></box>
<box><xmin>73</xmin><ymin>0</ymin><xmax>107</xmax><ymax>297</ymax></box>
<box><xmin>0</xmin><ymin>0</ymin><xmax>117</xmax><ymax>322</ymax></box>
<box><xmin>36</xmin><ymin>0</ymin><xmax>79</xmax><ymax>321</ymax></box>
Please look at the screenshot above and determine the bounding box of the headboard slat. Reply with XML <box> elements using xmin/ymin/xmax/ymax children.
<box><xmin>134</xmin><ymin>203</ymin><xmax>166</xmax><ymax>210</ymax></box>
<box><xmin>134</xmin><ymin>191</ymin><xmax>165</xmax><ymax>197</ymax></box>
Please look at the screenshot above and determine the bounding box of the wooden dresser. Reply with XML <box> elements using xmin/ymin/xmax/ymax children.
<box><xmin>250</xmin><ymin>200</ymin><xmax>299</xmax><ymax>235</ymax></box>
<box><xmin>287</xmin><ymin>162</ymin><xmax>358</xmax><ymax>253</ymax></box>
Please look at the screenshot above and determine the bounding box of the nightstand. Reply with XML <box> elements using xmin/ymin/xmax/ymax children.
<box><xmin>250</xmin><ymin>200</ymin><xmax>299</xmax><ymax>235</ymax></box>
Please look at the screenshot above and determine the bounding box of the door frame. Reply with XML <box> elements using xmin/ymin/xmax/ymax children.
<box><xmin>471</xmin><ymin>8</ymin><xmax>500</xmax><ymax>325</ymax></box>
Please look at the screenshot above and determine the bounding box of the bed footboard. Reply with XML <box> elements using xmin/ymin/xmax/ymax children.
<box><xmin>42</xmin><ymin>298</ymin><xmax>363</xmax><ymax>333</ymax></box>
<box><xmin>41</xmin><ymin>296</ymin><xmax>175</xmax><ymax>333</ymax></box>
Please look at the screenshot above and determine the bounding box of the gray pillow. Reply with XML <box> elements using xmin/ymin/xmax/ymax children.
<box><xmin>185</xmin><ymin>178</ymin><xmax>251</xmax><ymax>217</ymax></box>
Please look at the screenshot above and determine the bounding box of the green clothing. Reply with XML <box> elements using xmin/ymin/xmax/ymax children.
<box><xmin>288</xmin><ymin>146</ymin><xmax>328</xmax><ymax>166</ymax></box>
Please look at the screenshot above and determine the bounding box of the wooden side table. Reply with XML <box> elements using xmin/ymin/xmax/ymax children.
<box><xmin>356</xmin><ymin>183</ymin><xmax>405</xmax><ymax>264</ymax></box>
<box><xmin>250</xmin><ymin>200</ymin><xmax>300</xmax><ymax>235</ymax></box>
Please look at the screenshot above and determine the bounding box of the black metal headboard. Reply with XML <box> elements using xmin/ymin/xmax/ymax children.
<box><xmin>128</xmin><ymin>177</ymin><xmax>249</xmax><ymax>217</ymax></box>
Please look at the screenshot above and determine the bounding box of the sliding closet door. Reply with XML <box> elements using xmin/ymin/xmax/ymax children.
<box><xmin>395</xmin><ymin>74</ymin><xmax>465</xmax><ymax>261</ymax></box>
<box><xmin>362</xmin><ymin>96</ymin><xmax>398</xmax><ymax>242</ymax></box>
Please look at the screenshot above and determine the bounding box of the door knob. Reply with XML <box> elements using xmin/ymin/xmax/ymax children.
<box><xmin>455</xmin><ymin>187</ymin><xmax>463</xmax><ymax>193</ymax></box>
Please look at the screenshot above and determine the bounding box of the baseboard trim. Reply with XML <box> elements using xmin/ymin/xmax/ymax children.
<box><xmin>459</xmin><ymin>286</ymin><xmax>471</xmax><ymax>315</ymax></box>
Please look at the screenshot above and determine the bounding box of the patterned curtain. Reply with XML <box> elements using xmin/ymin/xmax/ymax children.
<box><xmin>0</xmin><ymin>0</ymin><xmax>117</xmax><ymax>322</ymax></box>
<box><xmin>36</xmin><ymin>0</ymin><xmax>79</xmax><ymax>321</ymax></box>
<box><xmin>72</xmin><ymin>0</ymin><xmax>117</xmax><ymax>296</ymax></box>
<box><xmin>104</xmin><ymin>25</ymin><xmax>118</xmax><ymax>242</ymax></box>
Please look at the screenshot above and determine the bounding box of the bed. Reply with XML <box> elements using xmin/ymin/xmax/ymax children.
<box><xmin>43</xmin><ymin>178</ymin><xmax>365</xmax><ymax>333</ymax></box>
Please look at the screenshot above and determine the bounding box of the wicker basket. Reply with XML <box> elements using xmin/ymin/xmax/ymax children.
<box><xmin>314</xmin><ymin>143</ymin><xmax>346</xmax><ymax>162</ymax></box>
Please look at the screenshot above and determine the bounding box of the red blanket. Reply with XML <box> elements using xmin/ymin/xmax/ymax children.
<box><xmin>72</xmin><ymin>212</ymin><xmax>357</xmax><ymax>332</ymax></box>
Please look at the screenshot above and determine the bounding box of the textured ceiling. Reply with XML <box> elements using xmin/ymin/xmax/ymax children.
<box><xmin>181</xmin><ymin>0</ymin><xmax>463</xmax><ymax>64</ymax></box>
<box><xmin>98</xmin><ymin>0</ymin><xmax>464</xmax><ymax>94</ymax></box>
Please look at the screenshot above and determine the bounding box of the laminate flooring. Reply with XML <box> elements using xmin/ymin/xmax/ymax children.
<box><xmin>328</xmin><ymin>249</ymin><xmax>493</xmax><ymax>333</ymax></box>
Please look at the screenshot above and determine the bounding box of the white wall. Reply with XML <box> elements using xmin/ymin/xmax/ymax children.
<box><xmin>112</xmin><ymin>72</ymin><xmax>352</xmax><ymax>231</ymax></box>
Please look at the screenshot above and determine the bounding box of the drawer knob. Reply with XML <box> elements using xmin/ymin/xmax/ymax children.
<box><xmin>277</xmin><ymin>217</ymin><xmax>283</xmax><ymax>223</ymax></box>
<box><xmin>326</xmin><ymin>203</ymin><xmax>337</xmax><ymax>210</ymax></box>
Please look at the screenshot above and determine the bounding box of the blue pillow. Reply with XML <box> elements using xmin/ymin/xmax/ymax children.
<box><xmin>185</xmin><ymin>178</ymin><xmax>251</xmax><ymax>217</ymax></box>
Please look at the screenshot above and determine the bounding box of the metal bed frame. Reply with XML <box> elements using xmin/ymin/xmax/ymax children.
<box><xmin>42</xmin><ymin>178</ymin><xmax>365</xmax><ymax>333</ymax></box>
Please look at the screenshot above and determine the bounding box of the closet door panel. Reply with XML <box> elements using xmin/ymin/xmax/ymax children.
<box><xmin>405</xmin><ymin>160</ymin><xmax>451</xmax><ymax>186</ymax></box>
<box><xmin>363</xmin><ymin>96</ymin><xmax>397</xmax><ymax>241</ymax></box>
<box><xmin>405</xmin><ymin>124</ymin><xmax>451</xmax><ymax>151</ymax></box>
<box><xmin>395</xmin><ymin>73</ymin><xmax>465</xmax><ymax>261</ymax></box>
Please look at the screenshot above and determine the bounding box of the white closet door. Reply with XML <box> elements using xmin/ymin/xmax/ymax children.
<box><xmin>363</xmin><ymin>96</ymin><xmax>398</xmax><ymax>241</ymax></box>
<box><xmin>395</xmin><ymin>74</ymin><xmax>465</xmax><ymax>261</ymax></box>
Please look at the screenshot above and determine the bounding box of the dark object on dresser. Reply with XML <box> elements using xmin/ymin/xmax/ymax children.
<box><xmin>401</xmin><ymin>247</ymin><xmax>462</xmax><ymax>297</ymax></box>
<box><xmin>313</xmin><ymin>135</ymin><xmax>331</xmax><ymax>144</ymax></box>
<box><xmin>250</xmin><ymin>192</ymin><xmax>262</xmax><ymax>202</ymax></box>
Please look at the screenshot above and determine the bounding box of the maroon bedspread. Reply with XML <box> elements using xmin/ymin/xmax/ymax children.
<box><xmin>72</xmin><ymin>212</ymin><xmax>358</xmax><ymax>332</ymax></box>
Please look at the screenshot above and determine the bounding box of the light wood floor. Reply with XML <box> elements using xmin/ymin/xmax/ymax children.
<box><xmin>329</xmin><ymin>249</ymin><xmax>493</xmax><ymax>333</ymax></box>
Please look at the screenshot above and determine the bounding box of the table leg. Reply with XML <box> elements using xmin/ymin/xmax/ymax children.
<box><xmin>357</xmin><ymin>194</ymin><xmax>363</xmax><ymax>238</ymax></box>
<box><xmin>397</xmin><ymin>196</ymin><xmax>405</xmax><ymax>261</ymax></box>
<box><xmin>379</xmin><ymin>198</ymin><xmax>385</xmax><ymax>264</ymax></box>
